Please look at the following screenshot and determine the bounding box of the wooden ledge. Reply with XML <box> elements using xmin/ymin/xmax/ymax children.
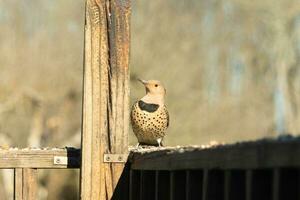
<box><xmin>129</xmin><ymin>136</ymin><xmax>300</xmax><ymax>170</ymax></box>
<box><xmin>0</xmin><ymin>147</ymin><xmax>80</xmax><ymax>169</ymax></box>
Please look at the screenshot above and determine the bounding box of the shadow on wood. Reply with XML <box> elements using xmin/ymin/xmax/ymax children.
<box><xmin>111</xmin><ymin>162</ymin><xmax>130</xmax><ymax>200</ymax></box>
<box><xmin>66</xmin><ymin>147</ymin><xmax>81</xmax><ymax>168</ymax></box>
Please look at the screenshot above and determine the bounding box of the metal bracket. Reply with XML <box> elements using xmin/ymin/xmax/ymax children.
<box><xmin>103</xmin><ymin>154</ymin><xmax>128</xmax><ymax>163</ymax></box>
<box><xmin>53</xmin><ymin>156</ymin><xmax>68</xmax><ymax>165</ymax></box>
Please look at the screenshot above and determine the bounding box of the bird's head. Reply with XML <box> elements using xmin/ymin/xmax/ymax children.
<box><xmin>138</xmin><ymin>79</ymin><xmax>166</xmax><ymax>97</ymax></box>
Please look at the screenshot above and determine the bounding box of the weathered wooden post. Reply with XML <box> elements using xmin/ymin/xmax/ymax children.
<box><xmin>14</xmin><ymin>168</ymin><xmax>37</xmax><ymax>200</ymax></box>
<box><xmin>80</xmin><ymin>0</ymin><xmax>131</xmax><ymax>199</ymax></box>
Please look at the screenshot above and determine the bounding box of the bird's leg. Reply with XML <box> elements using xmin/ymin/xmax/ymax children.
<box><xmin>157</xmin><ymin>138</ymin><xmax>163</xmax><ymax>148</ymax></box>
<box><xmin>160</xmin><ymin>141</ymin><xmax>164</xmax><ymax>147</ymax></box>
<box><xmin>135</xmin><ymin>143</ymin><xmax>140</xmax><ymax>148</ymax></box>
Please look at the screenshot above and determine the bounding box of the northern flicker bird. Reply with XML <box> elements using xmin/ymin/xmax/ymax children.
<box><xmin>131</xmin><ymin>79</ymin><xmax>169</xmax><ymax>147</ymax></box>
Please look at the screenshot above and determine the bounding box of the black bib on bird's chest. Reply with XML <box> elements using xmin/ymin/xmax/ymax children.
<box><xmin>138</xmin><ymin>100</ymin><xmax>159</xmax><ymax>113</ymax></box>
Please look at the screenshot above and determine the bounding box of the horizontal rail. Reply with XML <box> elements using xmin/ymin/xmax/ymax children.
<box><xmin>129</xmin><ymin>137</ymin><xmax>300</xmax><ymax>170</ymax></box>
<box><xmin>1</xmin><ymin>137</ymin><xmax>299</xmax><ymax>170</ymax></box>
<box><xmin>0</xmin><ymin>147</ymin><xmax>80</xmax><ymax>168</ymax></box>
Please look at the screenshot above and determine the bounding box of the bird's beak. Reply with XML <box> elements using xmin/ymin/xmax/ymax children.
<box><xmin>138</xmin><ymin>79</ymin><xmax>150</xmax><ymax>93</ymax></box>
<box><xmin>138</xmin><ymin>78</ymin><xmax>148</xmax><ymax>85</ymax></box>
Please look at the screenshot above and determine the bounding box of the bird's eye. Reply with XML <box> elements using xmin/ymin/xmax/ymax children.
<box><xmin>155</xmin><ymin>84</ymin><xmax>158</xmax><ymax>87</ymax></box>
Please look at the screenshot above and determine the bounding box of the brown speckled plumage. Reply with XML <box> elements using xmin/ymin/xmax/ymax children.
<box><xmin>131</xmin><ymin>79</ymin><xmax>169</xmax><ymax>146</ymax></box>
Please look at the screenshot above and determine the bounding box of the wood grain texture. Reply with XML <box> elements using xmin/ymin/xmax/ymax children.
<box><xmin>0</xmin><ymin>148</ymin><xmax>80</xmax><ymax>168</ymax></box>
<box><xmin>81</xmin><ymin>1</ymin><xmax>107</xmax><ymax>199</ymax></box>
<box><xmin>14</xmin><ymin>169</ymin><xmax>23</xmax><ymax>200</ymax></box>
<box><xmin>107</xmin><ymin>0</ymin><xmax>131</xmax><ymax>189</ymax></box>
<box><xmin>80</xmin><ymin>0</ymin><xmax>131</xmax><ymax>199</ymax></box>
<box><xmin>23</xmin><ymin>169</ymin><xmax>37</xmax><ymax>200</ymax></box>
<box><xmin>130</xmin><ymin>139</ymin><xmax>300</xmax><ymax>170</ymax></box>
<box><xmin>14</xmin><ymin>168</ymin><xmax>37</xmax><ymax>200</ymax></box>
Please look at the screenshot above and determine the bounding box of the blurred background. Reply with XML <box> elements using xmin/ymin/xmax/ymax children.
<box><xmin>0</xmin><ymin>0</ymin><xmax>300</xmax><ymax>199</ymax></box>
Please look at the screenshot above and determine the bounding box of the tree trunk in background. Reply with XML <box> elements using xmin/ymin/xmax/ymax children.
<box><xmin>271</xmin><ymin>3</ymin><xmax>296</xmax><ymax>135</ymax></box>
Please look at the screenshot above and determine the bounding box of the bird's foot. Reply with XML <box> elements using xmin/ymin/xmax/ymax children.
<box><xmin>135</xmin><ymin>143</ymin><xmax>149</xmax><ymax>149</ymax></box>
<box><xmin>135</xmin><ymin>143</ymin><xmax>140</xmax><ymax>149</ymax></box>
